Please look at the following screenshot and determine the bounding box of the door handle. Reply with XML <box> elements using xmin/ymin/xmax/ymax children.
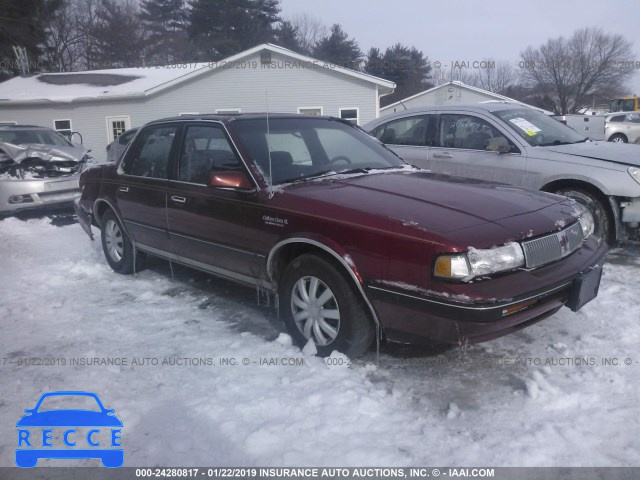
<box><xmin>433</xmin><ymin>152</ymin><xmax>453</xmax><ymax>159</ymax></box>
<box><xmin>118</xmin><ymin>186</ymin><xmax>129</xmax><ymax>192</ymax></box>
<box><xmin>171</xmin><ymin>196</ymin><xmax>187</xmax><ymax>204</ymax></box>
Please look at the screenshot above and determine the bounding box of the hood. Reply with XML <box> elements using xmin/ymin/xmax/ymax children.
<box><xmin>275</xmin><ymin>171</ymin><xmax>579</xmax><ymax>247</ymax></box>
<box><xmin>541</xmin><ymin>141</ymin><xmax>640</xmax><ymax>167</ymax></box>
<box><xmin>0</xmin><ymin>142</ymin><xmax>90</xmax><ymax>179</ymax></box>
<box><xmin>0</xmin><ymin>142</ymin><xmax>87</xmax><ymax>163</ymax></box>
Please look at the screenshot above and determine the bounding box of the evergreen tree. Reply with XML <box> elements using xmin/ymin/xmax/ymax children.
<box><xmin>365</xmin><ymin>43</ymin><xmax>432</xmax><ymax>106</ymax></box>
<box><xmin>274</xmin><ymin>20</ymin><xmax>302</xmax><ymax>52</ymax></box>
<box><xmin>88</xmin><ymin>0</ymin><xmax>144</xmax><ymax>68</ymax></box>
<box><xmin>187</xmin><ymin>0</ymin><xmax>281</xmax><ymax>60</ymax></box>
<box><xmin>313</xmin><ymin>24</ymin><xmax>361</xmax><ymax>70</ymax></box>
<box><xmin>140</xmin><ymin>0</ymin><xmax>189</xmax><ymax>64</ymax></box>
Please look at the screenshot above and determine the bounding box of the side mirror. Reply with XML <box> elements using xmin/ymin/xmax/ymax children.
<box><xmin>486</xmin><ymin>137</ymin><xmax>512</xmax><ymax>154</ymax></box>
<box><xmin>210</xmin><ymin>170</ymin><xmax>253</xmax><ymax>190</ymax></box>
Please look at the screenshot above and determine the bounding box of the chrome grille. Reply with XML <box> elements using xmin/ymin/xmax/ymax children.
<box><xmin>521</xmin><ymin>222</ymin><xmax>585</xmax><ymax>268</ymax></box>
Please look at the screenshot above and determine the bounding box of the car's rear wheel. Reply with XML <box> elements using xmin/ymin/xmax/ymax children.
<box><xmin>554</xmin><ymin>187</ymin><xmax>613</xmax><ymax>244</ymax></box>
<box><xmin>279</xmin><ymin>254</ymin><xmax>374</xmax><ymax>358</ymax></box>
<box><xmin>101</xmin><ymin>210</ymin><xmax>145</xmax><ymax>274</ymax></box>
<box><xmin>608</xmin><ymin>133</ymin><xmax>627</xmax><ymax>143</ymax></box>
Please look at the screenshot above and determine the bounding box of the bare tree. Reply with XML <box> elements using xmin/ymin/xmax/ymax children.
<box><xmin>288</xmin><ymin>13</ymin><xmax>326</xmax><ymax>55</ymax></box>
<box><xmin>520</xmin><ymin>27</ymin><xmax>634</xmax><ymax>114</ymax></box>
<box><xmin>469</xmin><ymin>59</ymin><xmax>517</xmax><ymax>95</ymax></box>
<box><xmin>43</xmin><ymin>0</ymin><xmax>87</xmax><ymax>71</ymax></box>
<box><xmin>433</xmin><ymin>66</ymin><xmax>474</xmax><ymax>86</ymax></box>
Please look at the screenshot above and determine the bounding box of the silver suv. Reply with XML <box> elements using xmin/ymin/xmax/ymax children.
<box><xmin>365</xmin><ymin>103</ymin><xmax>640</xmax><ymax>243</ymax></box>
<box><xmin>605</xmin><ymin>112</ymin><xmax>640</xmax><ymax>144</ymax></box>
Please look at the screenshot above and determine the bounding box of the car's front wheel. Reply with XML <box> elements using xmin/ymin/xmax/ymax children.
<box><xmin>608</xmin><ymin>133</ymin><xmax>628</xmax><ymax>143</ymax></box>
<box><xmin>554</xmin><ymin>187</ymin><xmax>613</xmax><ymax>244</ymax></box>
<box><xmin>279</xmin><ymin>254</ymin><xmax>374</xmax><ymax>358</ymax></box>
<box><xmin>100</xmin><ymin>210</ymin><xmax>145</xmax><ymax>274</ymax></box>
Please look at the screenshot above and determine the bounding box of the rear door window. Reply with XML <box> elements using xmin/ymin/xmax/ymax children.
<box><xmin>126</xmin><ymin>125</ymin><xmax>178</xmax><ymax>179</ymax></box>
<box><xmin>374</xmin><ymin>116</ymin><xmax>432</xmax><ymax>146</ymax></box>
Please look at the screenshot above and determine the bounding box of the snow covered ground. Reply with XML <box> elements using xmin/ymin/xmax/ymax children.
<box><xmin>0</xmin><ymin>212</ymin><xmax>639</xmax><ymax>468</ymax></box>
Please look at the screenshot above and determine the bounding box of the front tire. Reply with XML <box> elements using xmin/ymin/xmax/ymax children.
<box><xmin>608</xmin><ymin>133</ymin><xmax>627</xmax><ymax>143</ymax></box>
<box><xmin>279</xmin><ymin>254</ymin><xmax>374</xmax><ymax>358</ymax></box>
<box><xmin>100</xmin><ymin>210</ymin><xmax>145</xmax><ymax>274</ymax></box>
<box><xmin>554</xmin><ymin>187</ymin><xmax>613</xmax><ymax>244</ymax></box>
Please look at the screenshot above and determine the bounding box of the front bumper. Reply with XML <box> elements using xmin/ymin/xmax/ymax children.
<box><xmin>0</xmin><ymin>176</ymin><xmax>80</xmax><ymax>215</ymax></box>
<box><xmin>367</xmin><ymin>237</ymin><xmax>608</xmax><ymax>345</ymax></box>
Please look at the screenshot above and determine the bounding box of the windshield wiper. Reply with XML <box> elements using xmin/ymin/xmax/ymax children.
<box><xmin>278</xmin><ymin>169</ymin><xmax>336</xmax><ymax>184</ymax></box>
<box><xmin>277</xmin><ymin>165</ymin><xmax>405</xmax><ymax>185</ymax></box>
<box><xmin>539</xmin><ymin>140</ymin><xmax>573</xmax><ymax>147</ymax></box>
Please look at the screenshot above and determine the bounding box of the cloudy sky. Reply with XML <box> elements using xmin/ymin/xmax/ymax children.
<box><xmin>278</xmin><ymin>0</ymin><xmax>640</xmax><ymax>93</ymax></box>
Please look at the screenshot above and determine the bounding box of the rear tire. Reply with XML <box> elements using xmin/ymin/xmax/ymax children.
<box><xmin>100</xmin><ymin>210</ymin><xmax>145</xmax><ymax>274</ymax></box>
<box><xmin>554</xmin><ymin>187</ymin><xmax>613</xmax><ymax>244</ymax></box>
<box><xmin>608</xmin><ymin>133</ymin><xmax>627</xmax><ymax>143</ymax></box>
<box><xmin>279</xmin><ymin>254</ymin><xmax>374</xmax><ymax>358</ymax></box>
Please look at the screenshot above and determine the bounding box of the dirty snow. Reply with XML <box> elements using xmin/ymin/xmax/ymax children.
<box><xmin>0</xmin><ymin>215</ymin><xmax>639</xmax><ymax>467</ymax></box>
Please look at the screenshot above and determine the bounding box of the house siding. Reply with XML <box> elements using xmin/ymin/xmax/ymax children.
<box><xmin>0</xmin><ymin>51</ymin><xmax>380</xmax><ymax>163</ymax></box>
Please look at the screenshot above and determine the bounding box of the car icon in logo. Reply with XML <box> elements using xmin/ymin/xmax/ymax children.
<box><xmin>16</xmin><ymin>391</ymin><xmax>123</xmax><ymax>468</ymax></box>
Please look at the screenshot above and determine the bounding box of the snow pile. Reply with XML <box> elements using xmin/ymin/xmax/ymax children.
<box><xmin>0</xmin><ymin>217</ymin><xmax>638</xmax><ymax>467</ymax></box>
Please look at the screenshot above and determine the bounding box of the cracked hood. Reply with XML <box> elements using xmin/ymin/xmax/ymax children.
<box><xmin>0</xmin><ymin>142</ymin><xmax>91</xmax><ymax>179</ymax></box>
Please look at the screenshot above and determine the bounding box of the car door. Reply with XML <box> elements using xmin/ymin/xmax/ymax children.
<box><xmin>166</xmin><ymin>123</ymin><xmax>263</xmax><ymax>284</ymax></box>
<box><xmin>117</xmin><ymin>123</ymin><xmax>180</xmax><ymax>253</ymax></box>
<box><xmin>428</xmin><ymin>112</ymin><xmax>526</xmax><ymax>185</ymax></box>
<box><xmin>371</xmin><ymin>115</ymin><xmax>434</xmax><ymax>169</ymax></box>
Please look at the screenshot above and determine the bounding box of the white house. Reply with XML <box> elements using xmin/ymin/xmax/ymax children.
<box><xmin>380</xmin><ymin>81</ymin><xmax>553</xmax><ymax>116</ymax></box>
<box><xmin>0</xmin><ymin>44</ymin><xmax>395</xmax><ymax>162</ymax></box>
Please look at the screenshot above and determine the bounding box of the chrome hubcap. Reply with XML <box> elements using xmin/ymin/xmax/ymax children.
<box><xmin>612</xmin><ymin>137</ymin><xmax>624</xmax><ymax>143</ymax></box>
<box><xmin>105</xmin><ymin>219</ymin><xmax>124</xmax><ymax>262</ymax></box>
<box><xmin>291</xmin><ymin>276</ymin><xmax>340</xmax><ymax>346</ymax></box>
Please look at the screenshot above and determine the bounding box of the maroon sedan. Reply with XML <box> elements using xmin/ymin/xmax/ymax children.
<box><xmin>75</xmin><ymin>114</ymin><xmax>607</xmax><ymax>357</ymax></box>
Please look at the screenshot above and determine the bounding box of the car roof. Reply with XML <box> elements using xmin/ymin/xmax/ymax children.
<box><xmin>606</xmin><ymin>111</ymin><xmax>637</xmax><ymax>117</ymax></box>
<box><xmin>366</xmin><ymin>102</ymin><xmax>543</xmax><ymax>126</ymax></box>
<box><xmin>146</xmin><ymin>113</ymin><xmax>348</xmax><ymax>126</ymax></box>
<box><xmin>0</xmin><ymin>125</ymin><xmax>55</xmax><ymax>130</ymax></box>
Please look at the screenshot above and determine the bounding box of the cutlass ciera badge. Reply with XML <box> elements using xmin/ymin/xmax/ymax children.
<box><xmin>263</xmin><ymin>215</ymin><xmax>289</xmax><ymax>227</ymax></box>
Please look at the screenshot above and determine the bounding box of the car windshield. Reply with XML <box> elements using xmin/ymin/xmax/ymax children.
<box><xmin>492</xmin><ymin>108</ymin><xmax>588</xmax><ymax>146</ymax></box>
<box><xmin>232</xmin><ymin>117</ymin><xmax>405</xmax><ymax>185</ymax></box>
<box><xmin>0</xmin><ymin>129</ymin><xmax>72</xmax><ymax>147</ymax></box>
<box><xmin>37</xmin><ymin>395</ymin><xmax>102</xmax><ymax>412</ymax></box>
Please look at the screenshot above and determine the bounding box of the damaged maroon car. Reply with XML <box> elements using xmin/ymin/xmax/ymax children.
<box><xmin>75</xmin><ymin>114</ymin><xmax>607</xmax><ymax>357</ymax></box>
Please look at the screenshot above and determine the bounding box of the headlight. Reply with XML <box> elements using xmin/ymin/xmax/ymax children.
<box><xmin>578</xmin><ymin>209</ymin><xmax>595</xmax><ymax>239</ymax></box>
<box><xmin>629</xmin><ymin>167</ymin><xmax>640</xmax><ymax>186</ymax></box>
<box><xmin>434</xmin><ymin>242</ymin><xmax>525</xmax><ymax>281</ymax></box>
<box><xmin>433</xmin><ymin>254</ymin><xmax>471</xmax><ymax>279</ymax></box>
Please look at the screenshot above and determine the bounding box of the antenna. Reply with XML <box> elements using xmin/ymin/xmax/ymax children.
<box><xmin>265</xmin><ymin>91</ymin><xmax>274</xmax><ymax>199</ymax></box>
